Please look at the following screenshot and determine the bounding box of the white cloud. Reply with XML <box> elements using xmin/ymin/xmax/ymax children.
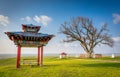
<box><xmin>33</xmin><ymin>15</ymin><xmax>52</xmax><ymax>26</ymax></box>
<box><xmin>21</xmin><ymin>16</ymin><xmax>31</xmax><ymax>22</ymax></box>
<box><xmin>21</xmin><ymin>15</ymin><xmax>52</xmax><ymax>26</ymax></box>
<box><xmin>64</xmin><ymin>43</ymin><xmax>70</xmax><ymax>47</ymax></box>
<box><xmin>58</xmin><ymin>43</ymin><xmax>79</xmax><ymax>48</ymax></box>
<box><xmin>112</xmin><ymin>13</ymin><xmax>120</xmax><ymax>24</ymax></box>
<box><xmin>0</xmin><ymin>15</ymin><xmax>9</xmax><ymax>26</ymax></box>
<box><xmin>112</xmin><ymin>37</ymin><xmax>120</xmax><ymax>42</ymax></box>
<box><xmin>70</xmin><ymin>44</ymin><xmax>79</xmax><ymax>47</ymax></box>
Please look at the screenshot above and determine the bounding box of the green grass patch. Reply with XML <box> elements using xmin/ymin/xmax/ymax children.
<box><xmin>0</xmin><ymin>57</ymin><xmax>120</xmax><ymax>77</ymax></box>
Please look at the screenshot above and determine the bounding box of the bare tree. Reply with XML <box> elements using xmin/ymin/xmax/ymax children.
<box><xmin>59</xmin><ymin>17</ymin><xmax>114</xmax><ymax>58</ymax></box>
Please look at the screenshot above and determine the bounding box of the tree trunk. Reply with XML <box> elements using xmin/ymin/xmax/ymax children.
<box><xmin>86</xmin><ymin>52</ymin><xmax>93</xmax><ymax>58</ymax></box>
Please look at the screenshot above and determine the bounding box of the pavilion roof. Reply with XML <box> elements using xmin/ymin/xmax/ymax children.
<box><xmin>5</xmin><ymin>24</ymin><xmax>54</xmax><ymax>47</ymax></box>
<box><xmin>60</xmin><ymin>52</ymin><xmax>67</xmax><ymax>55</ymax></box>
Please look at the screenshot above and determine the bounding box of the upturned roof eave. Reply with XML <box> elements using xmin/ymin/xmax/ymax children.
<box><xmin>5</xmin><ymin>32</ymin><xmax>53</xmax><ymax>38</ymax></box>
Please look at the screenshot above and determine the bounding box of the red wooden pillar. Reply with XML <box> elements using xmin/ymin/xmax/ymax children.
<box><xmin>16</xmin><ymin>45</ymin><xmax>21</xmax><ymax>68</ymax></box>
<box><xmin>38</xmin><ymin>46</ymin><xmax>43</xmax><ymax>66</ymax></box>
<box><xmin>38</xmin><ymin>46</ymin><xmax>41</xmax><ymax>65</ymax></box>
<box><xmin>40</xmin><ymin>46</ymin><xmax>43</xmax><ymax>66</ymax></box>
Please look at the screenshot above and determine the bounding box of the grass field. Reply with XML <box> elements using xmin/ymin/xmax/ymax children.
<box><xmin>0</xmin><ymin>56</ymin><xmax>120</xmax><ymax>77</ymax></box>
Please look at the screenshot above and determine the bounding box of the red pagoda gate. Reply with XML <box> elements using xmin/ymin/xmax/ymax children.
<box><xmin>5</xmin><ymin>24</ymin><xmax>54</xmax><ymax>68</ymax></box>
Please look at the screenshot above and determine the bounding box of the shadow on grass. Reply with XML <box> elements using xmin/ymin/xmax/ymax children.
<box><xmin>83</xmin><ymin>62</ymin><xmax>120</xmax><ymax>68</ymax></box>
<box><xmin>21</xmin><ymin>64</ymin><xmax>60</xmax><ymax>68</ymax></box>
<box><xmin>68</xmin><ymin>62</ymin><xmax>120</xmax><ymax>68</ymax></box>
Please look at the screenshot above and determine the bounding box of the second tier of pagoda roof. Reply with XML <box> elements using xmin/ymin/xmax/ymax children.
<box><xmin>22</xmin><ymin>24</ymin><xmax>40</xmax><ymax>33</ymax></box>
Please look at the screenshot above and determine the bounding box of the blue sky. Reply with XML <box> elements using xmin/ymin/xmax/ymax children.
<box><xmin>0</xmin><ymin>0</ymin><xmax>120</xmax><ymax>55</ymax></box>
